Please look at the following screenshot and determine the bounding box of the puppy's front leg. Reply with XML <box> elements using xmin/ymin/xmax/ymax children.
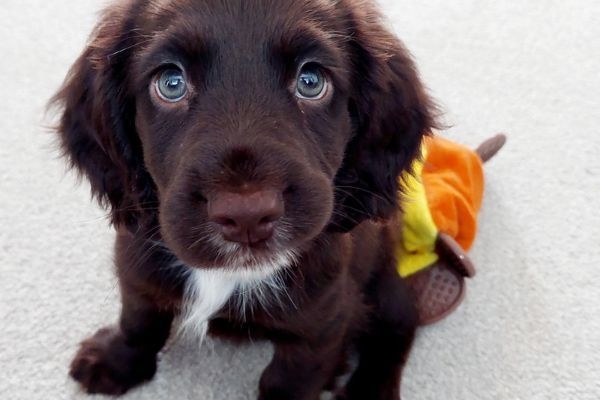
<box><xmin>70</xmin><ymin>233</ymin><xmax>175</xmax><ymax>395</ymax></box>
<box><xmin>70</xmin><ymin>288</ymin><xmax>173</xmax><ymax>395</ymax></box>
<box><xmin>258</xmin><ymin>337</ymin><xmax>344</xmax><ymax>400</ymax></box>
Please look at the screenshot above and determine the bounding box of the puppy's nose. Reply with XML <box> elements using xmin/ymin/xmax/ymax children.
<box><xmin>207</xmin><ymin>189</ymin><xmax>284</xmax><ymax>245</ymax></box>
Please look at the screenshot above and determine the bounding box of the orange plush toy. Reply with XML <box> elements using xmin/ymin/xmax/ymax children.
<box><xmin>397</xmin><ymin>133</ymin><xmax>506</xmax><ymax>325</ymax></box>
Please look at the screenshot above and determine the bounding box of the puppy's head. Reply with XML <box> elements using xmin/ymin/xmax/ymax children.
<box><xmin>52</xmin><ymin>0</ymin><xmax>435</xmax><ymax>269</ymax></box>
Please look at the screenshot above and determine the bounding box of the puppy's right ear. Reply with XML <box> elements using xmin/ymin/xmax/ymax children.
<box><xmin>50</xmin><ymin>9</ymin><xmax>155</xmax><ymax>231</ymax></box>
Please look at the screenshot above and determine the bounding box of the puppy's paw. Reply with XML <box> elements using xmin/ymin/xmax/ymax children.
<box><xmin>70</xmin><ymin>326</ymin><xmax>157</xmax><ymax>395</ymax></box>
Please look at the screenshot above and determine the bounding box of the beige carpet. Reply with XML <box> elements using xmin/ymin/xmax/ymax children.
<box><xmin>1</xmin><ymin>0</ymin><xmax>599</xmax><ymax>399</ymax></box>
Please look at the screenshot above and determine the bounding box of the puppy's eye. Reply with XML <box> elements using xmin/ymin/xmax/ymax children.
<box><xmin>296</xmin><ymin>64</ymin><xmax>327</xmax><ymax>100</ymax></box>
<box><xmin>155</xmin><ymin>68</ymin><xmax>188</xmax><ymax>102</ymax></box>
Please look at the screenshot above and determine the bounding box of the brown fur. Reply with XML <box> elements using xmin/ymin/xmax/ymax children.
<box><xmin>51</xmin><ymin>0</ymin><xmax>437</xmax><ymax>398</ymax></box>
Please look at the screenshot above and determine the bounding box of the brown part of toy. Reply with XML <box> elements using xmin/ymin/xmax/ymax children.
<box><xmin>475</xmin><ymin>133</ymin><xmax>507</xmax><ymax>163</ymax></box>
<box><xmin>436</xmin><ymin>232</ymin><xmax>476</xmax><ymax>278</ymax></box>
<box><xmin>405</xmin><ymin>257</ymin><xmax>466</xmax><ymax>326</ymax></box>
<box><xmin>407</xmin><ymin>233</ymin><xmax>476</xmax><ymax>325</ymax></box>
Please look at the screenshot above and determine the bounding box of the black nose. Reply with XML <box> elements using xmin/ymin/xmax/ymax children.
<box><xmin>207</xmin><ymin>189</ymin><xmax>284</xmax><ymax>245</ymax></box>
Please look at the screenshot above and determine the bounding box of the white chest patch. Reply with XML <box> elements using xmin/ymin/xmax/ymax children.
<box><xmin>177</xmin><ymin>251</ymin><xmax>297</xmax><ymax>342</ymax></box>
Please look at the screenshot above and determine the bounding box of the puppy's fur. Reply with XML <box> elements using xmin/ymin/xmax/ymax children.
<box><xmin>52</xmin><ymin>0</ymin><xmax>437</xmax><ymax>398</ymax></box>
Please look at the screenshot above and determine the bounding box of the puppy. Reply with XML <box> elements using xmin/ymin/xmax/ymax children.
<box><xmin>52</xmin><ymin>0</ymin><xmax>436</xmax><ymax>398</ymax></box>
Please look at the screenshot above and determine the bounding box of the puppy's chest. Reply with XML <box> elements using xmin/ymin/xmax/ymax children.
<box><xmin>178</xmin><ymin>265</ymin><xmax>295</xmax><ymax>339</ymax></box>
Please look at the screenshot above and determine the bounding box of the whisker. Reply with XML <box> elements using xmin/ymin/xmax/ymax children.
<box><xmin>106</xmin><ymin>38</ymin><xmax>155</xmax><ymax>60</ymax></box>
<box><xmin>335</xmin><ymin>185</ymin><xmax>392</xmax><ymax>204</ymax></box>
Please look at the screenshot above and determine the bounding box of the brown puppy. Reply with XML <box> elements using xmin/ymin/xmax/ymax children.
<box><xmin>52</xmin><ymin>0</ymin><xmax>437</xmax><ymax>398</ymax></box>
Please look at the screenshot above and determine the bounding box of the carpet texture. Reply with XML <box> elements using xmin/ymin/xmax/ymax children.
<box><xmin>1</xmin><ymin>1</ymin><xmax>599</xmax><ymax>399</ymax></box>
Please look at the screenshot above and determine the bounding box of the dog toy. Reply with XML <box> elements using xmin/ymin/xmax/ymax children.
<box><xmin>397</xmin><ymin>133</ymin><xmax>506</xmax><ymax>325</ymax></box>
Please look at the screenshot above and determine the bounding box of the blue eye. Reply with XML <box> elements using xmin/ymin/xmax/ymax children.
<box><xmin>155</xmin><ymin>68</ymin><xmax>187</xmax><ymax>102</ymax></box>
<box><xmin>296</xmin><ymin>64</ymin><xmax>327</xmax><ymax>99</ymax></box>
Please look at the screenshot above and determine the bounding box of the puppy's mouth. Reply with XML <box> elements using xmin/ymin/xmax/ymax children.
<box><xmin>207</xmin><ymin>237</ymin><xmax>296</xmax><ymax>269</ymax></box>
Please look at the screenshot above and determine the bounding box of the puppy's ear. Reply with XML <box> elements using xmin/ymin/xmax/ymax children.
<box><xmin>330</xmin><ymin>5</ymin><xmax>437</xmax><ymax>232</ymax></box>
<box><xmin>50</xmin><ymin>9</ymin><xmax>155</xmax><ymax>231</ymax></box>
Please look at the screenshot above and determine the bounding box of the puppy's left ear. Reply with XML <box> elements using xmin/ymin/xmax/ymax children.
<box><xmin>330</xmin><ymin>6</ymin><xmax>438</xmax><ymax>232</ymax></box>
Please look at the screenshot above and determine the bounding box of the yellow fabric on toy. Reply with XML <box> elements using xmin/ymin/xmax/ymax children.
<box><xmin>395</xmin><ymin>144</ymin><xmax>439</xmax><ymax>278</ymax></box>
<box><xmin>396</xmin><ymin>136</ymin><xmax>485</xmax><ymax>278</ymax></box>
